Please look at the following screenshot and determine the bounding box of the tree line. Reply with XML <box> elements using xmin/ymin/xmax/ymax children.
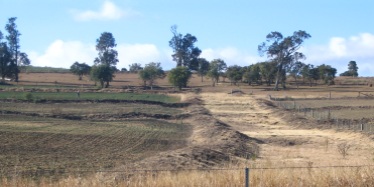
<box><xmin>1</xmin><ymin>17</ymin><xmax>358</xmax><ymax>90</ymax></box>
<box><xmin>71</xmin><ymin>25</ymin><xmax>359</xmax><ymax>90</ymax></box>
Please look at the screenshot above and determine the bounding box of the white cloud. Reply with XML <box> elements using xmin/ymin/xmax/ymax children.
<box><xmin>28</xmin><ymin>40</ymin><xmax>173</xmax><ymax>70</ymax></box>
<box><xmin>28</xmin><ymin>40</ymin><xmax>96</xmax><ymax>68</ymax></box>
<box><xmin>303</xmin><ymin>33</ymin><xmax>374</xmax><ymax>76</ymax></box>
<box><xmin>117</xmin><ymin>44</ymin><xmax>173</xmax><ymax>69</ymax></box>
<box><xmin>201</xmin><ymin>47</ymin><xmax>263</xmax><ymax>66</ymax></box>
<box><xmin>71</xmin><ymin>0</ymin><xmax>138</xmax><ymax>21</ymax></box>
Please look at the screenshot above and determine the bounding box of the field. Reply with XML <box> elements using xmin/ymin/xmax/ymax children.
<box><xmin>1</xmin><ymin>72</ymin><xmax>374</xmax><ymax>186</ymax></box>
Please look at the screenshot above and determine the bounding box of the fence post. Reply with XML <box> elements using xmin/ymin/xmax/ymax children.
<box><xmin>360</xmin><ymin>124</ymin><xmax>363</xmax><ymax>131</ymax></box>
<box><xmin>245</xmin><ymin>167</ymin><xmax>249</xmax><ymax>187</ymax></box>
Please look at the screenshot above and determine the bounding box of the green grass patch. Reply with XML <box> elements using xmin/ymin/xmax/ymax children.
<box><xmin>0</xmin><ymin>92</ymin><xmax>179</xmax><ymax>103</ymax></box>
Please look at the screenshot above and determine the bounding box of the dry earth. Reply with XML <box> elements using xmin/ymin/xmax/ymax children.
<box><xmin>201</xmin><ymin>92</ymin><xmax>374</xmax><ymax>167</ymax></box>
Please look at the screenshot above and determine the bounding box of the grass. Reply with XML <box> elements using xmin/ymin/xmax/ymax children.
<box><xmin>2</xmin><ymin>163</ymin><xmax>374</xmax><ymax>187</ymax></box>
<box><xmin>0</xmin><ymin>102</ymin><xmax>183</xmax><ymax>116</ymax></box>
<box><xmin>0</xmin><ymin>92</ymin><xmax>180</xmax><ymax>103</ymax></box>
<box><xmin>0</xmin><ymin>115</ymin><xmax>190</xmax><ymax>179</ymax></box>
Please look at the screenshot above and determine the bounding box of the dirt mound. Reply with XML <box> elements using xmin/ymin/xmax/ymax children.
<box><xmin>110</xmin><ymin>95</ymin><xmax>260</xmax><ymax>173</ymax></box>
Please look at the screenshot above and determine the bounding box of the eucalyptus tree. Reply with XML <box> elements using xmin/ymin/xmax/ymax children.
<box><xmin>138</xmin><ymin>62</ymin><xmax>165</xmax><ymax>90</ymax></box>
<box><xmin>169</xmin><ymin>25</ymin><xmax>201</xmax><ymax>70</ymax></box>
<box><xmin>196</xmin><ymin>58</ymin><xmax>210</xmax><ymax>82</ymax></box>
<box><xmin>207</xmin><ymin>59</ymin><xmax>227</xmax><ymax>86</ymax></box>
<box><xmin>70</xmin><ymin>62</ymin><xmax>91</xmax><ymax>80</ymax></box>
<box><xmin>226</xmin><ymin>65</ymin><xmax>243</xmax><ymax>85</ymax></box>
<box><xmin>340</xmin><ymin>61</ymin><xmax>358</xmax><ymax>77</ymax></box>
<box><xmin>258</xmin><ymin>30</ymin><xmax>311</xmax><ymax>90</ymax></box>
<box><xmin>0</xmin><ymin>31</ymin><xmax>12</xmax><ymax>81</ymax></box>
<box><xmin>5</xmin><ymin>17</ymin><xmax>30</xmax><ymax>81</ymax></box>
<box><xmin>92</xmin><ymin>32</ymin><xmax>118</xmax><ymax>88</ymax></box>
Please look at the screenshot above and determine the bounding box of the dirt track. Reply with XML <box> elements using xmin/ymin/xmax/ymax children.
<box><xmin>201</xmin><ymin>93</ymin><xmax>374</xmax><ymax>167</ymax></box>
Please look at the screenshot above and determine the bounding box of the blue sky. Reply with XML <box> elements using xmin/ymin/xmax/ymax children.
<box><xmin>1</xmin><ymin>0</ymin><xmax>374</xmax><ymax>76</ymax></box>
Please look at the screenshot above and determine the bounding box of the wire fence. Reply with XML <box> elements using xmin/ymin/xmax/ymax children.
<box><xmin>274</xmin><ymin>100</ymin><xmax>374</xmax><ymax>133</ymax></box>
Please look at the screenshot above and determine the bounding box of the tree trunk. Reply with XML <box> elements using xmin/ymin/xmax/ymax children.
<box><xmin>274</xmin><ymin>63</ymin><xmax>283</xmax><ymax>91</ymax></box>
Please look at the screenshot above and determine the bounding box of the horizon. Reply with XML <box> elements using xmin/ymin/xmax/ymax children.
<box><xmin>1</xmin><ymin>0</ymin><xmax>374</xmax><ymax>76</ymax></box>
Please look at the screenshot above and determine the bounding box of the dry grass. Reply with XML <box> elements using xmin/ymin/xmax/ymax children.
<box><xmin>2</xmin><ymin>162</ymin><xmax>374</xmax><ymax>187</ymax></box>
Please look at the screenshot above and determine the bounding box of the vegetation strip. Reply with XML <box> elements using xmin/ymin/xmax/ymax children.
<box><xmin>1</xmin><ymin>111</ymin><xmax>191</xmax><ymax>120</ymax></box>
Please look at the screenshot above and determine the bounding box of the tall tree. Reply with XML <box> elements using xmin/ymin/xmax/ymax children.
<box><xmin>196</xmin><ymin>58</ymin><xmax>210</xmax><ymax>82</ymax></box>
<box><xmin>92</xmin><ymin>32</ymin><xmax>118</xmax><ymax>87</ymax></box>
<box><xmin>94</xmin><ymin>32</ymin><xmax>118</xmax><ymax>66</ymax></box>
<box><xmin>5</xmin><ymin>17</ymin><xmax>30</xmax><ymax>82</ymax></box>
<box><xmin>348</xmin><ymin>61</ymin><xmax>358</xmax><ymax>77</ymax></box>
<box><xmin>138</xmin><ymin>62</ymin><xmax>165</xmax><ymax>90</ymax></box>
<box><xmin>169</xmin><ymin>25</ymin><xmax>201</xmax><ymax>70</ymax></box>
<box><xmin>0</xmin><ymin>31</ymin><xmax>12</xmax><ymax>81</ymax></box>
<box><xmin>258</xmin><ymin>30</ymin><xmax>311</xmax><ymax>90</ymax></box>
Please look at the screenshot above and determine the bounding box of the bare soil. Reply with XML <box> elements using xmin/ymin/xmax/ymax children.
<box><xmin>201</xmin><ymin>93</ymin><xmax>374</xmax><ymax>167</ymax></box>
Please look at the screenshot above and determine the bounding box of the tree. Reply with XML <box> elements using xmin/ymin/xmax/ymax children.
<box><xmin>288</xmin><ymin>61</ymin><xmax>306</xmax><ymax>87</ymax></box>
<box><xmin>206</xmin><ymin>59</ymin><xmax>227</xmax><ymax>86</ymax></box>
<box><xmin>226</xmin><ymin>65</ymin><xmax>243</xmax><ymax>85</ymax></box>
<box><xmin>169</xmin><ymin>25</ymin><xmax>201</xmax><ymax>70</ymax></box>
<box><xmin>258</xmin><ymin>30</ymin><xmax>311</xmax><ymax>90</ymax></box>
<box><xmin>94</xmin><ymin>32</ymin><xmax>118</xmax><ymax>66</ymax></box>
<box><xmin>196</xmin><ymin>58</ymin><xmax>210</xmax><ymax>82</ymax></box>
<box><xmin>0</xmin><ymin>33</ymin><xmax>12</xmax><ymax>81</ymax></box>
<box><xmin>128</xmin><ymin>63</ymin><xmax>143</xmax><ymax>73</ymax></box>
<box><xmin>243</xmin><ymin>64</ymin><xmax>261</xmax><ymax>85</ymax></box>
<box><xmin>301</xmin><ymin>64</ymin><xmax>319</xmax><ymax>86</ymax></box>
<box><xmin>259</xmin><ymin>61</ymin><xmax>277</xmax><ymax>86</ymax></box>
<box><xmin>340</xmin><ymin>61</ymin><xmax>358</xmax><ymax>77</ymax></box>
<box><xmin>90</xmin><ymin>65</ymin><xmax>115</xmax><ymax>88</ymax></box>
<box><xmin>138</xmin><ymin>62</ymin><xmax>165</xmax><ymax>90</ymax></box>
<box><xmin>318</xmin><ymin>64</ymin><xmax>337</xmax><ymax>84</ymax></box>
<box><xmin>5</xmin><ymin>17</ymin><xmax>30</xmax><ymax>82</ymax></box>
<box><xmin>168</xmin><ymin>66</ymin><xmax>191</xmax><ymax>90</ymax></box>
<box><xmin>70</xmin><ymin>62</ymin><xmax>91</xmax><ymax>80</ymax></box>
<box><xmin>93</xmin><ymin>32</ymin><xmax>118</xmax><ymax>87</ymax></box>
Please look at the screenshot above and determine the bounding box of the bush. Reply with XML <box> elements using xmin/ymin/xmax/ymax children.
<box><xmin>24</xmin><ymin>92</ymin><xmax>33</xmax><ymax>101</ymax></box>
<box><xmin>168</xmin><ymin>66</ymin><xmax>191</xmax><ymax>90</ymax></box>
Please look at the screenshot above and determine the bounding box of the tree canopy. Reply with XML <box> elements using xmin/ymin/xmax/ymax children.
<box><xmin>2</xmin><ymin>17</ymin><xmax>30</xmax><ymax>82</ymax></box>
<box><xmin>340</xmin><ymin>61</ymin><xmax>358</xmax><ymax>77</ymax></box>
<box><xmin>139</xmin><ymin>62</ymin><xmax>165</xmax><ymax>90</ymax></box>
<box><xmin>91</xmin><ymin>32</ymin><xmax>118</xmax><ymax>88</ymax></box>
<box><xmin>168</xmin><ymin>66</ymin><xmax>191</xmax><ymax>90</ymax></box>
<box><xmin>70</xmin><ymin>62</ymin><xmax>91</xmax><ymax>80</ymax></box>
<box><xmin>258</xmin><ymin>30</ymin><xmax>311</xmax><ymax>90</ymax></box>
<box><xmin>94</xmin><ymin>32</ymin><xmax>118</xmax><ymax>66</ymax></box>
<box><xmin>169</xmin><ymin>25</ymin><xmax>201</xmax><ymax>70</ymax></box>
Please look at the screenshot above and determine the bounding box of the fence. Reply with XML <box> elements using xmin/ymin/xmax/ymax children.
<box><xmin>274</xmin><ymin>100</ymin><xmax>374</xmax><ymax>133</ymax></box>
<box><xmin>4</xmin><ymin>165</ymin><xmax>374</xmax><ymax>187</ymax></box>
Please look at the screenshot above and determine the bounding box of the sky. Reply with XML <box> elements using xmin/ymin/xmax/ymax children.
<box><xmin>1</xmin><ymin>0</ymin><xmax>374</xmax><ymax>76</ymax></box>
